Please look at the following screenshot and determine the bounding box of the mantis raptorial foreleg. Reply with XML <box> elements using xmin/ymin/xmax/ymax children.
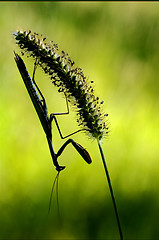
<box><xmin>56</xmin><ymin>139</ymin><xmax>91</xmax><ymax>164</ymax></box>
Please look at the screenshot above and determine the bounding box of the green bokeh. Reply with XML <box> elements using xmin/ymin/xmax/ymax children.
<box><xmin>0</xmin><ymin>2</ymin><xmax>159</xmax><ymax>239</ymax></box>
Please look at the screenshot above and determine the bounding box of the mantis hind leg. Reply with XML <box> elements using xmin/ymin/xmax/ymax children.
<box><xmin>50</xmin><ymin>114</ymin><xmax>84</xmax><ymax>139</ymax></box>
<box><xmin>32</xmin><ymin>58</ymin><xmax>48</xmax><ymax>114</ymax></box>
<box><xmin>50</xmin><ymin>93</ymin><xmax>86</xmax><ymax>139</ymax></box>
<box><xmin>32</xmin><ymin>58</ymin><xmax>46</xmax><ymax>104</ymax></box>
<box><xmin>51</xmin><ymin>92</ymin><xmax>69</xmax><ymax>116</ymax></box>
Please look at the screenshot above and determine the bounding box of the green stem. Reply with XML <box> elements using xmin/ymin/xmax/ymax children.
<box><xmin>97</xmin><ymin>140</ymin><xmax>123</xmax><ymax>240</ymax></box>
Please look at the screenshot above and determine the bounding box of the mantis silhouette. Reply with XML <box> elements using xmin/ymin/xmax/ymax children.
<box><xmin>14</xmin><ymin>52</ymin><xmax>123</xmax><ymax>239</ymax></box>
<box><xmin>14</xmin><ymin>52</ymin><xmax>91</xmax><ymax>168</ymax></box>
<box><xmin>14</xmin><ymin>52</ymin><xmax>92</xmax><ymax>207</ymax></box>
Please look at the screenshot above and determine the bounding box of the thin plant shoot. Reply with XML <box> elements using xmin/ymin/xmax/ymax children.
<box><xmin>13</xmin><ymin>29</ymin><xmax>123</xmax><ymax>240</ymax></box>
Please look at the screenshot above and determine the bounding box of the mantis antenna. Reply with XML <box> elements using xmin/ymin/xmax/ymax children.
<box><xmin>48</xmin><ymin>171</ymin><xmax>60</xmax><ymax>215</ymax></box>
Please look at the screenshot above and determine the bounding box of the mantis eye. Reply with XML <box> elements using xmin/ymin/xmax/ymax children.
<box><xmin>56</xmin><ymin>166</ymin><xmax>66</xmax><ymax>172</ymax></box>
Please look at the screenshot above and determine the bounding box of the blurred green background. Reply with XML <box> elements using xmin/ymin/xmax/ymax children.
<box><xmin>0</xmin><ymin>2</ymin><xmax>159</xmax><ymax>239</ymax></box>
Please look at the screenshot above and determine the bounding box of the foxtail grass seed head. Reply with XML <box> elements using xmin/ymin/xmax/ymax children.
<box><xmin>13</xmin><ymin>29</ymin><xmax>109</xmax><ymax>140</ymax></box>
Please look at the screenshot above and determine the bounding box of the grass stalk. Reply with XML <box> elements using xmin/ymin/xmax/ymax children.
<box><xmin>97</xmin><ymin>140</ymin><xmax>123</xmax><ymax>240</ymax></box>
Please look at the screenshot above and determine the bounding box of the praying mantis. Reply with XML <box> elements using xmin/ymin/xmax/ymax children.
<box><xmin>14</xmin><ymin>51</ymin><xmax>123</xmax><ymax>239</ymax></box>
<box><xmin>14</xmin><ymin>52</ymin><xmax>92</xmax><ymax>173</ymax></box>
<box><xmin>13</xmin><ymin>30</ymin><xmax>123</xmax><ymax>239</ymax></box>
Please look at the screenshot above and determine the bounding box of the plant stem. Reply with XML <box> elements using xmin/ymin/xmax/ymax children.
<box><xmin>97</xmin><ymin>140</ymin><xmax>123</xmax><ymax>240</ymax></box>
